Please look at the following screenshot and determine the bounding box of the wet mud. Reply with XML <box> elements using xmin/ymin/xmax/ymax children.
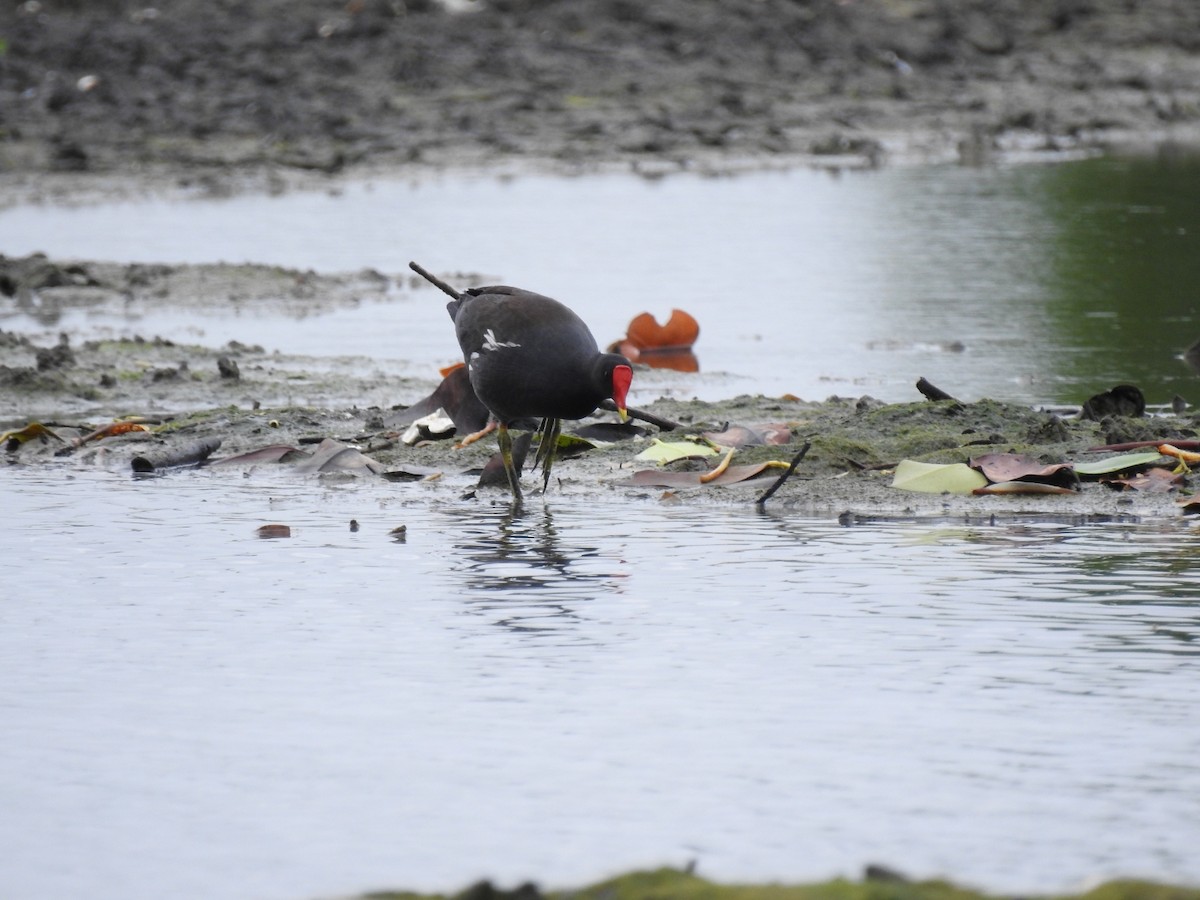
<box><xmin>3</xmin><ymin>254</ymin><xmax>1198</xmax><ymax>518</ymax></box>
<box><xmin>2</xmin><ymin>0</ymin><xmax>1200</xmax><ymax>199</ymax></box>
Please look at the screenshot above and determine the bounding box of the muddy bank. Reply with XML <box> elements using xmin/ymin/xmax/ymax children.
<box><xmin>2</xmin><ymin>0</ymin><xmax>1200</xmax><ymax>204</ymax></box>
<box><xmin>4</xmin><ymin>255</ymin><xmax>1198</xmax><ymax>519</ymax></box>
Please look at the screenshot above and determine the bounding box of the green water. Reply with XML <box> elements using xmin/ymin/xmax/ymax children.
<box><xmin>1023</xmin><ymin>150</ymin><xmax>1200</xmax><ymax>404</ymax></box>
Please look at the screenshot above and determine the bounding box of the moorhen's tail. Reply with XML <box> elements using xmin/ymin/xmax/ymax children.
<box><xmin>409</xmin><ymin>261</ymin><xmax>462</xmax><ymax>300</ymax></box>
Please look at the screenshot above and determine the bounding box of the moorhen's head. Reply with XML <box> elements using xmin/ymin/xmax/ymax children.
<box><xmin>597</xmin><ymin>353</ymin><xmax>633</xmax><ymax>420</ymax></box>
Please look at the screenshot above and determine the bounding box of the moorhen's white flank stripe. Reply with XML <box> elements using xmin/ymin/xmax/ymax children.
<box><xmin>481</xmin><ymin>329</ymin><xmax>521</xmax><ymax>351</ymax></box>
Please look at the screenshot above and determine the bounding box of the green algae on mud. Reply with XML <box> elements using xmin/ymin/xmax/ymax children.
<box><xmin>355</xmin><ymin>867</ymin><xmax>1200</xmax><ymax>900</ymax></box>
<box><xmin>5</xmin><ymin>371</ymin><xmax>1200</xmax><ymax>518</ymax></box>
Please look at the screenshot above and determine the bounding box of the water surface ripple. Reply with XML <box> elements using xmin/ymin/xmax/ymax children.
<box><xmin>2</xmin><ymin>467</ymin><xmax>1199</xmax><ymax>900</ymax></box>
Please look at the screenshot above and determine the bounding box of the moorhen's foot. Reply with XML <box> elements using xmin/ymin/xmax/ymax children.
<box><xmin>456</xmin><ymin>419</ymin><xmax>497</xmax><ymax>448</ymax></box>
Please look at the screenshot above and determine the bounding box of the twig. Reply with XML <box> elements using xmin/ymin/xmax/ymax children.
<box><xmin>916</xmin><ymin>376</ymin><xmax>957</xmax><ymax>402</ymax></box>
<box><xmin>409</xmin><ymin>260</ymin><xmax>462</xmax><ymax>300</ymax></box>
<box><xmin>1088</xmin><ymin>439</ymin><xmax>1200</xmax><ymax>452</ymax></box>
<box><xmin>599</xmin><ymin>400</ymin><xmax>682</xmax><ymax>431</ymax></box>
<box><xmin>754</xmin><ymin>441</ymin><xmax>811</xmax><ymax>506</ymax></box>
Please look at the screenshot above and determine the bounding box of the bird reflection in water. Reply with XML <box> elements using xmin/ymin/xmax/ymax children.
<box><xmin>446</xmin><ymin>504</ymin><xmax>627</xmax><ymax>637</ymax></box>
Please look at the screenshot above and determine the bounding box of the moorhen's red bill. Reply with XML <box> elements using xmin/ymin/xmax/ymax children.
<box><xmin>409</xmin><ymin>262</ymin><xmax>632</xmax><ymax>502</ymax></box>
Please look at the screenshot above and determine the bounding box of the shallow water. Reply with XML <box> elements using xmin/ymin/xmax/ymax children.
<box><xmin>3</xmin><ymin>153</ymin><xmax>1200</xmax><ymax>405</ymax></box>
<box><xmin>3</xmin><ymin>465</ymin><xmax>1200</xmax><ymax>900</ymax></box>
<box><xmin>4</xmin><ymin>156</ymin><xmax>1200</xmax><ymax>900</ymax></box>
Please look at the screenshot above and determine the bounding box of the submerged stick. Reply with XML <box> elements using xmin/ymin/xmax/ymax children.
<box><xmin>754</xmin><ymin>441</ymin><xmax>811</xmax><ymax>507</ymax></box>
<box><xmin>409</xmin><ymin>261</ymin><xmax>462</xmax><ymax>300</ymax></box>
<box><xmin>916</xmin><ymin>376</ymin><xmax>958</xmax><ymax>402</ymax></box>
<box><xmin>131</xmin><ymin>437</ymin><xmax>223</xmax><ymax>474</ymax></box>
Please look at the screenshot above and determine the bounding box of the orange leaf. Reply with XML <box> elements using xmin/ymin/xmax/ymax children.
<box><xmin>74</xmin><ymin>421</ymin><xmax>151</xmax><ymax>446</ymax></box>
<box><xmin>616</xmin><ymin>342</ymin><xmax>699</xmax><ymax>372</ymax></box>
<box><xmin>623</xmin><ymin>309</ymin><xmax>699</xmax><ymax>351</ymax></box>
<box><xmin>1159</xmin><ymin>443</ymin><xmax>1200</xmax><ymax>465</ymax></box>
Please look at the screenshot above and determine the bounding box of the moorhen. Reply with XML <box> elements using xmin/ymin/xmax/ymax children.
<box><xmin>410</xmin><ymin>261</ymin><xmax>633</xmax><ymax>501</ymax></box>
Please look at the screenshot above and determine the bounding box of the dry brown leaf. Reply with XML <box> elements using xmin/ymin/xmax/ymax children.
<box><xmin>626</xmin><ymin>462</ymin><xmax>783</xmax><ymax>488</ymax></box>
<box><xmin>214</xmin><ymin>444</ymin><xmax>307</xmax><ymax>465</ymax></box>
<box><xmin>1103</xmin><ymin>468</ymin><xmax>1185</xmax><ymax>493</ymax></box>
<box><xmin>292</xmin><ymin>438</ymin><xmax>385</xmax><ymax>475</ymax></box>
<box><xmin>969</xmin><ymin>452</ymin><xmax>1078</xmax><ymax>488</ymax></box>
<box><xmin>704</xmin><ymin>423</ymin><xmax>793</xmax><ymax>448</ymax></box>
<box><xmin>972</xmin><ymin>481</ymin><xmax>1079</xmax><ymax>495</ymax></box>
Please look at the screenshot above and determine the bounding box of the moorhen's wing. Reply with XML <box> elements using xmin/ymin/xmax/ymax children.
<box><xmin>451</xmin><ymin>287</ymin><xmax>606</xmax><ymax>423</ymax></box>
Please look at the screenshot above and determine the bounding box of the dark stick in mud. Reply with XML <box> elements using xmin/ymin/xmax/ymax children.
<box><xmin>599</xmin><ymin>399</ymin><xmax>681</xmax><ymax>432</ymax></box>
<box><xmin>916</xmin><ymin>377</ymin><xmax>958</xmax><ymax>402</ymax></box>
<box><xmin>409</xmin><ymin>260</ymin><xmax>462</xmax><ymax>300</ymax></box>
<box><xmin>131</xmin><ymin>437</ymin><xmax>223</xmax><ymax>474</ymax></box>
<box><xmin>754</xmin><ymin>441</ymin><xmax>811</xmax><ymax>507</ymax></box>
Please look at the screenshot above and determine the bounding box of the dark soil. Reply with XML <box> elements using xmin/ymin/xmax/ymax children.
<box><xmin>3</xmin><ymin>0</ymin><xmax>1200</xmax><ymax>190</ymax></box>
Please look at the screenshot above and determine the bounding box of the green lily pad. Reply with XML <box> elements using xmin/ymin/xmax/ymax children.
<box><xmin>892</xmin><ymin>459</ymin><xmax>988</xmax><ymax>494</ymax></box>
<box><xmin>1073</xmin><ymin>451</ymin><xmax>1167</xmax><ymax>476</ymax></box>
<box><xmin>634</xmin><ymin>439</ymin><xmax>720</xmax><ymax>465</ymax></box>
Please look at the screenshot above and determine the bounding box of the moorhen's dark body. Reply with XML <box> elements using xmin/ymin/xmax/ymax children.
<box><xmin>409</xmin><ymin>262</ymin><xmax>632</xmax><ymax>501</ymax></box>
<box><xmin>450</xmin><ymin>285</ymin><xmax>629</xmax><ymax>422</ymax></box>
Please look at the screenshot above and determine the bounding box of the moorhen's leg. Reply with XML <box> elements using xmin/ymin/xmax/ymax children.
<box><xmin>535</xmin><ymin>417</ymin><xmax>562</xmax><ymax>493</ymax></box>
<box><xmin>532</xmin><ymin>417</ymin><xmax>551</xmax><ymax>475</ymax></box>
<box><xmin>497</xmin><ymin>422</ymin><xmax>523</xmax><ymax>502</ymax></box>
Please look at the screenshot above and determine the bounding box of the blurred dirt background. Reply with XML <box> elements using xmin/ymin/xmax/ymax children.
<box><xmin>2</xmin><ymin>0</ymin><xmax>1199</xmax><ymax>187</ymax></box>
